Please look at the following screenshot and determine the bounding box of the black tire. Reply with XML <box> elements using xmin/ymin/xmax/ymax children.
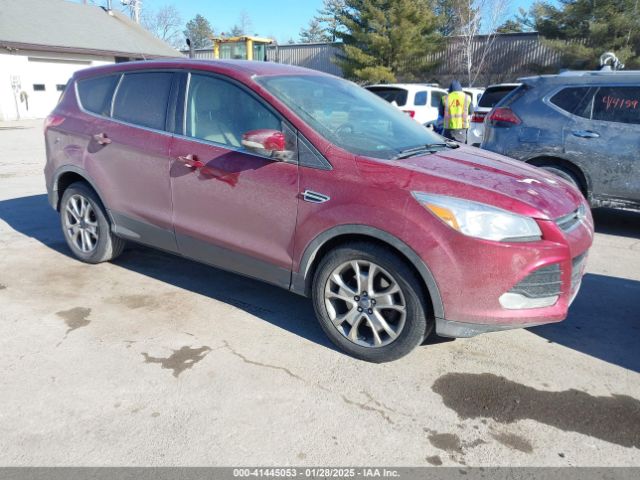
<box><xmin>59</xmin><ymin>182</ymin><xmax>125</xmax><ymax>264</ymax></box>
<box><xmin>312</xmin><ymin>242</ymin><xmax>429</xmax><ymax>363</ymax></box>
<box><xmin>540</xmin><ymin>165</ymin><xmax>582</xmax><ymax>192</ymax></box>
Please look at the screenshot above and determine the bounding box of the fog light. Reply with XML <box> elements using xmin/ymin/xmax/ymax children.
<box><xmin>499</xmin><ymin>292</ymin><xmax>558</xmax><ymax>310</ymax></box>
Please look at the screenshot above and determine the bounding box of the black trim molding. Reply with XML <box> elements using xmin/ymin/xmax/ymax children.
<box><xmin>177</xmin><ymin>234</ymin><xmax>291</xmax><ymax>289</ymax></box>
<box><xmin>291</xmin><ymin>224</ymin><xmax>445</xmax><ymax>319</ymax></box>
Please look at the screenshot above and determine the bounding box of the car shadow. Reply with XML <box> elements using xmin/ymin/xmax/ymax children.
<box><xmin>592</xmin><ymin>207</ymin><xmax>640</xmax><ymax>240</ymax></box>
<box><xmin>530</xmin><ymin>273</ymin><xmax>640</xmax><ymax>373</ymax></box>
<box><xmin>0</xmin><ymin>194</ymin><xmax>335</xmax><ymax>352</ymax></box>
<box><xmin>3</xmin><ymin>194</ymin><xmax>638</xmax><ymax>365</ymax></box>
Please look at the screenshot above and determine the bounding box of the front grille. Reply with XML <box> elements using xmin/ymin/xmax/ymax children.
<box><xmin>555</xmin><ymin>205</ymin><xmax>586</xmax><ymax>233</ymax></box>
<box><xmin>509</xmin><ymin>263</ymin><xmax>562</xmax><ymax>298</ymax></box>
<box><xmin>571</xmin><ymin>252</ymin><xmax>587</xmax><ymax>292</ymax></box>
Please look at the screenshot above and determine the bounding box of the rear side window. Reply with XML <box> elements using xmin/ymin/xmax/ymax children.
<box><xmin>550</xmin><ymin>87</ymin><xmax>592</xmax><ymax>116</ymax></box>
<box><xmin>414</xmin><ymin>91</ymin><xmax>427</xmax><ymax>106</ymax></box>
<box><xmin>367</xmin><ymin>87</ymin><xmax>408</xmax><ymax>107</ymax></box>
<box><xmin>591</xmin><ymin>86</ymin><xmax>640</xmax><ymax>125</ymax></box>
<box><xmin>77</xmin><ymin>75</ymin><xmax>119</xmax><ymax>116</ymax></box>
<box><xmin>478</xmin><ymin>86</ymin><xmax>518</xmax><ymax>108</ymax></box>
<box><xmin>431</xmin><ymin>91</ymin><xmax>444</xmax><ymax>107</ymax></box>
<box><xmin>112</xmin><ymin>72</ymin><xmax>173</xmax><ymax>130</ymax></box>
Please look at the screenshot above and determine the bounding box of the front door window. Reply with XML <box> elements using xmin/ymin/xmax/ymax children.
<box><xmin>185</xmin><ymin>74</ymin><xmax>283</xmax><ymax>150</ymax></box>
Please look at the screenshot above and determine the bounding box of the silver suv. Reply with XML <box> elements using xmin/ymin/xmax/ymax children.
<box><xmin>482</xmin><ymin>71</ymin><xmax>640</xmax><ymax>212</ymax></box>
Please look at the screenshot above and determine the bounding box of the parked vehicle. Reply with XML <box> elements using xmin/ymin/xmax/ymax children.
<box><xmin>366</xmin><ymin>83</ymin><xmax>448</xmax><ymax>126</ymax></box>
<box><xmin>463</xmin><ymin>87</ymin><xmax>485</xmax><ymax>109</ymax></box>
<box><xmin>44</xmin><ymin>60</ymin><xmax>593</xmax><ymax>362</ymax></box>
<box><xmin>482</xmin><ymin>71</ymin><xmax>640</xmax><ymax>211</ymax></box>
<box><xmin>467</xmin><ymin>83</ymin><xmax>520</xmax><ymax>146</ymax></box>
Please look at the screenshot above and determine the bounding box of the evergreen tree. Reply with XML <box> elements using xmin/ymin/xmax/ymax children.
<box><xmin>434</xmin><ymin>0</ymin><xmax>473</xmax><ymax>36</ymax></box>
<box><xmin>525</xmin><ymin>0</ymin><xmax>640</xmax><ymax>69</ymax></box>
<box><xmin>230</xmin><ymin>25</ymin><xmax>244</xmax><ymax>36</ymax></box>
<box><xmin>183</xmin><ymin>14</ymin><xmax>214</xmax><ymax>49</ymax></box>
<box><xmin>317</xmin><ymin>0</ymin><xmax>347</xmax><ymax>42</ymax></box>
<box><xmin>496</xmin><ymin>19</ymin><xmax>524</xmax><ymax>34</ymax></box>
<box><xmin>336</xmin><ymin>0</ymin><xmax>441</xmax><ymax>83</ymax></box>
<box><xmin>300</xmin><ymin>18</ymin><xmax>331</xmax><ymax>43</ymax></box>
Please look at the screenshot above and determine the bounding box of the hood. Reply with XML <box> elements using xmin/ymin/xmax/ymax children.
<box><xmin>361</xmin><ymin>146</ymin><xmax>584</xmax><ymax>220</ymax></box>
<box><xmin>449</xmin><ymin>80</ymin><xmax>462</xmax><ymax>92</ymax></box>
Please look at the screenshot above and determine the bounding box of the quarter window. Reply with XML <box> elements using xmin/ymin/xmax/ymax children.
<box><xmin>414</xmin><ymin>91</ymin><xmax>427</xmax><ymax>106</ymax></box>
<box><xmin>185</xmin><ymin>74</ymin><xmax>281</xmax><ymax>148</ymax></box>
<box><xmin>77</xmin><ymin>75</ymin><xmax>119</xmax><ymax>116</ymax></box>
<box><xmin>591</xmin><ymin>86</ymin><xmax>640</xmax><ymax>125</ymax></box>
<box><xmin>112</xmin><ymin>72</ymin><xmax>173</xmax><ymax>130</ymax></box>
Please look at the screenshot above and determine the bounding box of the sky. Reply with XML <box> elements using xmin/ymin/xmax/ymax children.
<box><xmin>77</xmin><ymin>0</ymin><xmax>556</xmax><ymax>45</ymax></box>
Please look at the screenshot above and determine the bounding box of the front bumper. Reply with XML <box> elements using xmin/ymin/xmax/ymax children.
<box><xmin>435</xmin><ymin>317</ymin><xmax>553</xmax><ymax>338</ymax></box>
<box><xmin>435</xmin><ymin>252</ymin><xmax>587</xmax><ymax>338</ymax></box>
<box><xmin>405</xmin><ymin>200</ymin><xmax>593</xmax><ymax>337</ymax></box>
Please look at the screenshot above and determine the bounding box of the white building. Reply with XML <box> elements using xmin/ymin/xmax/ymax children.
<box><xmin>0</xmin><ymin>0</ymin><xmax>182</xmax><ymax>121</ymax></box>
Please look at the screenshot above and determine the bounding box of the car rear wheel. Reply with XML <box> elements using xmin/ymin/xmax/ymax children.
<box><xmin>312</xmin><ymin>242</ymin><xmax>428</xmax><ymax>362</ymax></box>
<box><xmin>60</xmin><ymin>182</ymin><xmax>125</xmax><ymax>264</ymax></box>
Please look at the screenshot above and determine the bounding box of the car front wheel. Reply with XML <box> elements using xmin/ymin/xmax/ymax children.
<box><xmin>312</xmin><ymin>242</ymin><xmax>429</xmax><ymax>362</ymax></box>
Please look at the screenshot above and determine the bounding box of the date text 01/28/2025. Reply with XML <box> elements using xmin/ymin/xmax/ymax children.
<box><xmin>232</xmin><ymin>468</ymin><xmax>400</xmax><ymax>478</ymax></box>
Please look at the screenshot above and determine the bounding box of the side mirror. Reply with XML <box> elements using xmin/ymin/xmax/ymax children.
<box><xmin>241</xmin><ymin>129</ymin><xmax>292</xmax><ymax>161</ymax></box>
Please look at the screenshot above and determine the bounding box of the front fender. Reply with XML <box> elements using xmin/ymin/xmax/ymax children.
<box><xmin>291</xmin><ymin>224</ymin><xmax>445</xmax><ymax>320</ymax></box>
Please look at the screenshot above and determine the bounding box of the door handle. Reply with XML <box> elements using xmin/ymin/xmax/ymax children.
<box><xmin>92</xmin><ymin>132</ymin><xmax>111</xmax><ymax>145</ymax></box>
<box><xmin>571</xmin><ymin>130</ymin><xmax>600</xmax><ymax>139</ymax></box>
<box><xmin>176</xmin><ymin>153</ymin><xmax>204</xmax><ymax>169</ymax></box>
<box><xmin>302</xmin><ymin>190</ymin><xmax>330</xmax><ymax>204</ymax></box>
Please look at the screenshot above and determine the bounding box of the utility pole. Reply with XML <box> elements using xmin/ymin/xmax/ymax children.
<box><xmin>121</xmin><ymin>0</ymin><xmax>142</xmax><ymax>23</ymax></box>
<box><xmin>133</xmin><ymin>0</ymin><xmax>141</xmax><ymax>23</ymax></box>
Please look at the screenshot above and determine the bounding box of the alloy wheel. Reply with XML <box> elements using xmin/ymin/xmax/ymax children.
<box><xmin>324</xmin><ymin>260</ymin><xmax>407</xmax><ymax>348</ymax></box>
<box><xmin>63</xmin><ymin>194</ymin><xmax>99</xmax><ymax>254</ymax></box>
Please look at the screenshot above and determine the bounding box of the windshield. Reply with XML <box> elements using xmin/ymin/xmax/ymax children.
<box><xmin>255</xmin><ymin>74</ymin><xmax>443</xmax><ymax>160</ymax></box>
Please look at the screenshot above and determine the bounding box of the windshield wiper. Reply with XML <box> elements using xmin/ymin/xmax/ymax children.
<box><xmin>425</xmin><ymin>141</ymin><xmax>460</xmax><ymax>149</ymax></box>
<box><xmin>392</xmin><ymin>141</ymin><xmax>459</xmax><ymax>160</ymax></box>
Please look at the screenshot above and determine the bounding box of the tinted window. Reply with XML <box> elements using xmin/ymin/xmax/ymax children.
<box><xmin>186</xmin><ymin>74</ymin><xmax>281</xmax><ymax>148</ymax></box>
<box><xmin>592</xmin><ymin>86</ymin><xmax>640</xmax><ymax>125</ymax></box>
<box><xmin>112</xmin><ymin>72</ymin><xmax>173</xmax><ymax>130</ymax></box>
<box><xmin>431</xmin><ymin>91</ymin><xmax>445</xmax><ymax>107</ymax></box>
<box><xmin>550</xmin><ymin>87</ymin><xmax>592</xmax><ymax>116</ymax></box>
<box><xmin>366</xmin><ymin>87</ymin><xmax>408</xmax><ymax>107</ymax></box>
<box><xmin>33</xmin><ymin>84</ymin><xmax>45</xmax><ymax>91</ymax></box>
<box><xmin>414</xmin><ymin>91</ymin><xmax>427</xmax><ymax>106</ymax></box>
<box><xmin>478</xmin><ymin>86</ymin><xmax>518</xmax><ymax>108</ymax></box>
<box><xmin>77</xmin><ymin>75</ymin><xmax>119</xmax><ymax>116</ymax></box>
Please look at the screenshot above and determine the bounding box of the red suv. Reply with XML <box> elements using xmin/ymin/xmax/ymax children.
<box><xmin>44</xmin><ymin>60</ymin><xmax>593</xmax><ymax>362</ymax></box>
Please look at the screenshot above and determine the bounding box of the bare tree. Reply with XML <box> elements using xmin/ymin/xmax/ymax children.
<box><xmin>238</xmin><ymin>10</ymin><xmax>253</xmax><ymax>35</ymax></box>
<box><xmin>454</xmin><ymin>0</ymin><xmax>512</xmax><ymax>86</ymax></box>
<box><xmin>142</xmin><ymin>5</ymin><xmax>184</xmax><ymax>49</ymax></box>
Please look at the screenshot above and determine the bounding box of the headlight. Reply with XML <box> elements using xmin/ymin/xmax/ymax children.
<box><xmin>412</xmin><ymin>192</ymin><xmax>542</xmax><ymax>242</ymax></box>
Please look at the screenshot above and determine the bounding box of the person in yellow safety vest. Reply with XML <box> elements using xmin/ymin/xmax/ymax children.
<box><xmin>438</xmin><ymin>80</ymin><xmax>473</xmax><ymax>143</ymax></box>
